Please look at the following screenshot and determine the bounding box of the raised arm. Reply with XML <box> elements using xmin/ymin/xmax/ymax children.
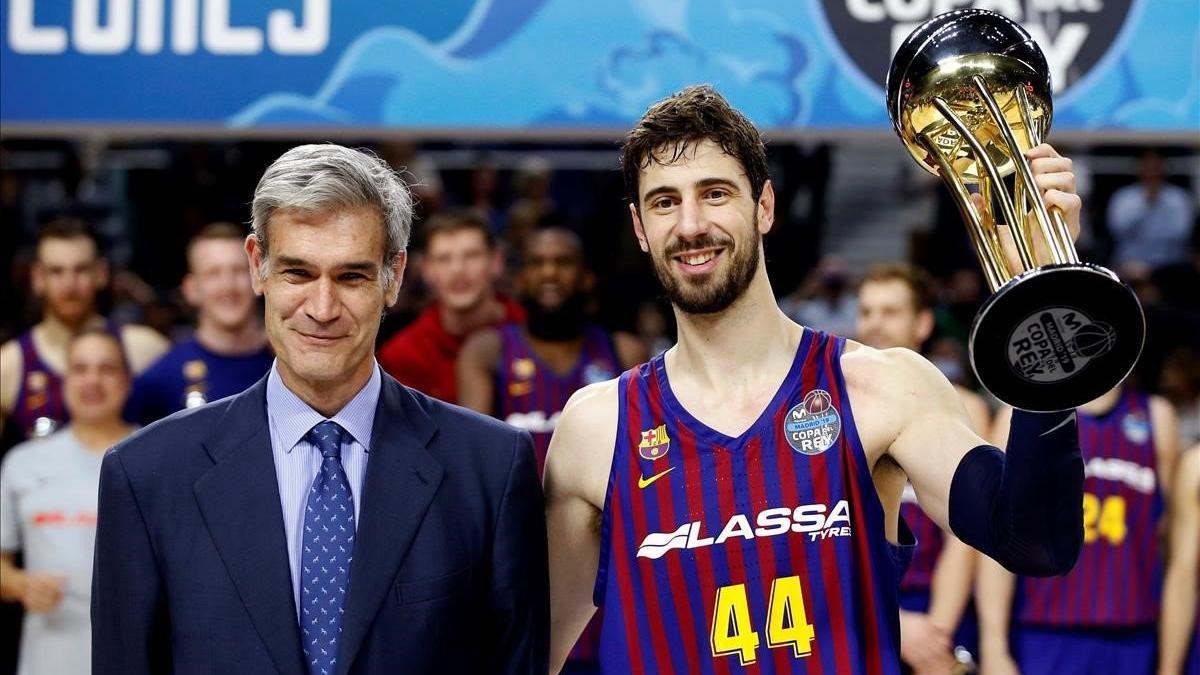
<box><xmin>1159</xmin><ymin>445</ymin><xmax>1199</xmax><ymax>675</ymax></box>
<box><xmin>866</xmin><ymin>348</ymin><xmax>1082</xmax><ymax>577</ymax></box>
<box><xmin>456</xmin><ymin>327</ymin><xmax>502</xmax><ymax>412</ymax></box>
<box><xmin>543</xmin><ymin>379</ymin><xmax>619</xmax><ymax>674</ymax></box>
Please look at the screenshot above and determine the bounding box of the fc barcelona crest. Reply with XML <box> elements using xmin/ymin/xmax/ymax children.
<box><xmin>638</xmin><ymin>424</ymin><xmax>670</xmax><ymax>461</ymax></box>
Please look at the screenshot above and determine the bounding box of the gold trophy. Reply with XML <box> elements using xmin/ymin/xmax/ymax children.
<box><xmin>886</xmin><ymin>9</ymin><xmax>1145</xmax><ymax>412</ymax></box>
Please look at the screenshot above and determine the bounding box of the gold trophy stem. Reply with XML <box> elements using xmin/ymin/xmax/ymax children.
<box><xmin>1014</xmin><ymin>84</ymin><xmax>1080</xmax><ymax>264</ymax></box>
<box><xmin>919</xmin><ymin>134</ymin><xmax>1008</xmax><ymax>292</ymax></box>
<box><xmin>931</xmin><ymin>97</ymin><xmax>1037</xmax><ymax>273</ymax></box>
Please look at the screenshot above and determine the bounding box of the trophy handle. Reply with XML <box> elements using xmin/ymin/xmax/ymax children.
<box><xmin>931</xmin><ymin>97</ymin><xmax>1037</xmax><ymax>273</ymax></box>
<box><xmin>919</xmin><ymin>133</ymin><xmax>1010</xmax><ymax>292</ymax></box>
<box><xmin>1005</xmin><ymin>81</ymin><xmax>1079</xmax><ymax>264</ymax></box>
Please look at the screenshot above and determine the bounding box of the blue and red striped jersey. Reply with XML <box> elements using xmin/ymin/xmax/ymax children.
<box><xmin>899</xmin><ymin>484</ymin><xmax>943</xmax><ymax>593</ymax></box>
<box><xmin>12</xmin><ymin>329</ymin><xmax>68</xmax><ymax>439</ymax></box>
<box><xmin>1019</xmin><ymin>388</ymin><xmax>1162</xmax><ymax>628</ymax></box>
<box><xmin>595</xmin><ymin>329</ymin><xmax>911</xmax><ymax>674</ymax></box>
<box><xmin>496</xmin><ymin>322</ymin><xmax>620</xmax><ymax>475</ymax></box>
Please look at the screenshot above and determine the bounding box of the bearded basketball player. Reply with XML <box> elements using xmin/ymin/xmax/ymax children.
<box><xmin>544</xmin><ymin>85</ymin><xmax>1087</xmax><ymax>675</ymax></box>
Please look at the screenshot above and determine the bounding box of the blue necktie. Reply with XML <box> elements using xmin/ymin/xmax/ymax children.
<box><xmin>300</xmin><ymin>421</ymin><xmax>356</xmax><ymax>675</ymax></box>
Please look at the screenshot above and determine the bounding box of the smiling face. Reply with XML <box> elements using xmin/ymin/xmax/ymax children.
<box><xmin>247</xmin><ymin>206</ymin><xmax>404</xmax><ymax>393</ymax></box>
<box><xmin>186</xmin><ymin>237</ymin><xmax>258</xmax><ymax>332</ymax></box>
<box><xmin>631</xmin><ymin>139</ymin><xmax>773</xmax><ymax>315</ymax></box>
<box><xmin>517</xmin><ymin>229</ymin><xmax>588</xmax><ymax>312</ymax></box>
<box><xmin>63</xmin><ymin>332</ymin><xmax>130</xmax><ymax>426</ymax></box>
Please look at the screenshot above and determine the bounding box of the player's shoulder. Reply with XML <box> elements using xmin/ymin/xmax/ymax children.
<box><xmin>841</xmin><ymin>341</ymin><xmax>960</xmax><ymax>412</ymax></box>
<box><xmin>841</xmin><ymin>341</ymin><xmax>941</xmax><ymax>389</ymax></box>
<box><xmin>0</xmin><ymin>337</ymin><xmax>19</xmax><ymax>361</ymax></box>
<box><xmin>120</xmin><ymin>322</ymin><xmax>168</xmax><ymax>346</ymax></box>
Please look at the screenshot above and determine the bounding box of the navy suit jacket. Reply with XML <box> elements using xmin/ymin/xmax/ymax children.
<box><xmin>92</xmin><ymin>372</ymin><xmax>548</xmax><ymax>674</ymax></box>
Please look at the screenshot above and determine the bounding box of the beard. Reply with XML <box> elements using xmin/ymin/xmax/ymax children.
<box><xmin>522</xmin><ymin>293</ymin><xmax>588</xmax><ymax>341</ymax></box>
<box><xmin>650</xmin><ymin>222</ymin><xmax>760</xmax><ymax>315</ymax></box>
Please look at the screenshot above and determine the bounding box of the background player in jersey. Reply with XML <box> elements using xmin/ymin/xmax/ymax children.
<box><xmin>377</xmin><ymin>210</ymin><xmax>524</xmax><ymax>402</ymax></box>
<box><xmin>856</xmin><ymin>263</ymin><xmax>990</xmax><ymax>674</ymax></box>
<box><xmin>1159</xmin><ymin>444</ymin><xmax>1199</xmax><ymax>675</ymax></box>
<box><xmin>0</xmin><ymin>328</ymin><xmax>136</xmax><ymax>675</ymax></box>
<box><xmin>975</xmin><ymin>386</ymin><xmax>1180</xmax><ymax>675</ymax></box>
<box><xmin>459</xmin><ymin>226</ymin><xmax>644</xmax><ymax>675</ymax></box>
<box><xmin>129</xmin><ymin>223</ymin><xmax>272</xmax><ymax>423</ymax></box>
<box><xmin>544</xmin><ymin>85</ymin><xmax>1088</xmax><ymax>675</ymax></box>
<box><xmin>0</xmin><ymin>219</ymin><xmax>167</xmax><ymax>440</ymax></box>
<box><xmin>458</xmin><ymin>226</ymin><xmax>645</xmax><ymax>470</ymax></box>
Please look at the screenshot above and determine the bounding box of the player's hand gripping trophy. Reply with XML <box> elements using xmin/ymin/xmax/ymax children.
<box><xmin>886</xmin><ymin>8</ymin><xmax>1145</xmax><ymax>412</ymax></box>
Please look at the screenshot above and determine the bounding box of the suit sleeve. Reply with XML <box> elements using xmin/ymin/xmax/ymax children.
<box><xmin>92</xmin><ymin>450</ymin><xmax>172</xmax><ymax>674</ymax></box>
<box><xmin>486</xmin><ymin>430</ymin><xmax>550</xmax><ymax>674</ymax></box>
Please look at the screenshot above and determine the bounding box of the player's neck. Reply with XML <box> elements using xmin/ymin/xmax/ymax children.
<box><xmin>195</xmin><ymin>318</ymin><xmax>267</xmax><ymax>356</ymax></box>
<box><xmin>670</xmin><ymin>273</ymin><xmax>796</xmax><ymax>386</ymax></box>
<box><xmin>440</xmin><ymin>294</ymin><xmax>504</xmax><ymax>337</ymax></box>
<box><xmin>37</xmin><ymin>312</ymin><xmax>103</xmax><ymax>347</ymax></box>
<box><xmin>70</xmin><ymin>420</ymin><xmax>133</xmax><ymax>453</ymax></box>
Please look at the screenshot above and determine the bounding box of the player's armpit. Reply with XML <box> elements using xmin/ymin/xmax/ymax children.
<box><xmin>544</xmin><ymin>380</ymin><xmax>619</xmax><ymax>674</ymax></box>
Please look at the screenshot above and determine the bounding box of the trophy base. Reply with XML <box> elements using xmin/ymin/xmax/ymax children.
<box><xmin>969</xmin><ymin>264</ymin><xmax>1145</xmax><ymax>412</ymax></box>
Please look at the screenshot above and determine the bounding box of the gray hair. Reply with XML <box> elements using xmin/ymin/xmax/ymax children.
<box><xmin>251</xmin><ymin>144</ymin><xmax>414</xmax><ymax>289</ymax></box>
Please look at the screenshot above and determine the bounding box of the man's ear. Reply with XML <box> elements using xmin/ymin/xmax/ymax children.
<box><xmin>181</xmin><ymin>273</ymin><xmax>199</xmax><ymax>307</ymax></box>
<box><xmin>756</xmin><ymin>179</ymin><xmax>776</xmax><ymax>235</ymax></box>
<box><xmin>385</xmin><ymin>252</ymin><xmax>408</xmax><ymax>308</ymax></box>
<box><xmin>916</xmin><ymin>307</ymin><xmax>935</xmax><ymax>344</ymax></box>
<box><xmin>245</xmin><ymin>235</ymin><xmax>265</xmax><ymax>296</ymax></box>
<box><xmin>630</xmin><ymin>203</ymin><xmax>649</xmax><ymax>253</ymax></box>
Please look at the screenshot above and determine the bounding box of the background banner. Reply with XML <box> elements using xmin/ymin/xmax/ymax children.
<box><xmin>2</xmin><ymin>0</ymin><xmax>1197</xmax><ymax>132</ymax></box>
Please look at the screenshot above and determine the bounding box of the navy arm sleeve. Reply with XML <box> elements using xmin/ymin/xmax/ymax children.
<box><xmin>948</xmin><ymin>409</ymin><xmax>1084</xmax><ymax>577</ymax></box>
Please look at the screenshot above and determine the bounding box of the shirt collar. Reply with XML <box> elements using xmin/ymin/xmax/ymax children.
<box><xmin>265</xmin><ymin>359</ymin><xmax>382</xmax><ymax>454</ymax></box>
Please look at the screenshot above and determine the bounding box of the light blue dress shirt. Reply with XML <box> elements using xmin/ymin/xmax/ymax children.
<box><xmin>265</xmin><ymin>361</ymin><xmax>380</xmax><ymax>615</ymax></box>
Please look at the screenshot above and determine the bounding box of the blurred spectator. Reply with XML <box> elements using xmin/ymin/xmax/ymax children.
<box><xmin>382</xmin><ymin>141</ymin><xmax>444</xmax><ymax>218</ymax></box>
<box><xmin>1106</xmin><ymin>150</ymin><xmax>1194</xmax><ymax>269</ymax></box>
<box><xmin>467</xmin><ymin>158</ymin><xmax>506</xmax><ymax>234</ymax></box>
<box><xmin>377</xmin><ymin>211</ymin><xmax>524</xmax><ymax>402</ymax></box>
<box><xmin>779</xmin><ymin>256</ymin><xmax>858</xmax><ymax>337</ymax></box>
<box><xmin>457</xmin><ymin>227</ymin><xmax>644</xmax><ymax>675</ymax></box>
<box><xmin>0</xmin><ymin>219</ymin><xmax>167</xmax><ymax>440</ymax></box>
<box><xmin>128</xmin><ymin>223</ymin><xmax>272</xmax><ymax>424</ymax></box>
<box><xmin>505</xmin><ymin>156</ymin><xmax>560</xmax><ymax>258</ymax></box>
<box><xmin>458</xmin><ymin>227</ymin><xmax>645</xmax><ymax>468</ymax></box>
<box><xmin>0</xmin><ymin>329</ymin><xmax>136</xmax><ymax>675</ymax></box>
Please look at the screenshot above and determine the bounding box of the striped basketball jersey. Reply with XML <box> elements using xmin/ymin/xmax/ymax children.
<box><xmin>12</xmin><ymin>330</ymin><xmax>68</xmax><ymax>439</ymax></box>
<box><xmin>899</xmin><ymin>484</ymin><xmax>943</xmax><ymax>593</ymax></box>
<box><xmin>596</xmin><ymin>329</ymin><xmax>911</xmax><ymax>674</ymax></box>
<box><xmin>496</xmin><ymin>322</ymin><xmax>620</xmax><ymax>474</ymax></box>
<box><xmin>1019</xmin><ymin>388</ymin><xmax>1162</xmax><ymax>628</ymax></box>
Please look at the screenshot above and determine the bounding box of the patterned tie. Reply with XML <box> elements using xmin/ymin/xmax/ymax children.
<box><xmin>300</xmin><ymin>421</ymin><xmax>356</xmax><ymax>675</ymax></box>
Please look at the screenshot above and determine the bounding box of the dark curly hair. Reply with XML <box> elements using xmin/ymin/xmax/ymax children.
<box><xmin>620</xmin><ymin>85</ymin><xmax>769</xmax><ymax>208</ymax></box>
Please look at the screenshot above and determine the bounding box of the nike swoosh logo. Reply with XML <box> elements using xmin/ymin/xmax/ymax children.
<box><xmin>1041</xmin><ymin>410</ymin><xmax>1077</xmax><ymax>436</ymax></box>
<box><xmin>638</xmin><ymin>466</ymin><xmax>676</xmax><ymax>489</ymax></box>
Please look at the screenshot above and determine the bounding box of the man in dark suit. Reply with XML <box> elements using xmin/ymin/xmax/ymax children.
<box><xmin>92</xmin><ymin>144</ymin><xmax>549</xmax><ymax>675</ymax></box>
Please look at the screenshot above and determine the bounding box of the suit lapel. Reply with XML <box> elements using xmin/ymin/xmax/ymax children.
<box><xmin>336</xmin><ymin>376</ymin><xmax>443</xmax><ymax>675</ymax></box>
<box><xmin>193</xmin><ymin>379</ymin><xmax>307</xmax><ymax>675</ymax></box>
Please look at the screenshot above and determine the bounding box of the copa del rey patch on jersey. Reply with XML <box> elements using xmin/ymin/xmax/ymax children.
<box><xmin>784</xmin><ymin>389</ymin><xmax>842</xmax><ymax>456</ymax></box>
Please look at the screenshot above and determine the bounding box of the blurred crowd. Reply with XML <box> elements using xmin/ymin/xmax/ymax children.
<box><xmin>0</xmin><ymin>138</ymin><xmax>1197</xmax><ymax>674</ymax></box>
